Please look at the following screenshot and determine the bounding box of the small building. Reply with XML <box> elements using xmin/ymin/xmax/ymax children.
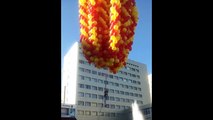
<box><xmin>61</xmin><ymin>104</ymin><xmax>77</xmax><ymax>120</ymax></box>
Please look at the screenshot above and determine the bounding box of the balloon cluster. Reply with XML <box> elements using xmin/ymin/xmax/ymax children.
<box><xmin>79</xmin><ymin>0</ymin><xmax>138</xmax><ymax>74</ymax></box>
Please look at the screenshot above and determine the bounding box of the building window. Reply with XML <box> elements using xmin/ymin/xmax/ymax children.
<box><xmin>114</xmin><ymin>83</ymin><xmax>119</xmax><ymax>87</ymax></box>
<box><xmin>130</xmin><ymin>93</ymin><xmax>133</xmax><ymax>96</ymax></box>
<box><xmin>115</xmin><ymin>97</ymin><xmax>120</xmax><ymax>101</ymax></box>
<box><xmin>126</xmin><ymin>79</ymin><xmax>130</xmax><ymax>83</ymax></box>
<box><xmin>136</xmin><ymin>69</ymin><xmax>139</xmax><ymax>72</ymax></box>
<box><xmin>117</xmin><ymin>113</ymin><xmax>122</xmax><ymax>117</ymax></box>
<box><xmin>98</xmin><ymin>87</ymin><xmax>103</xmax><ymax>91</ymax></box>
<box><xmin>130</xmin><ymin>99</ymin><xmax>134</xmax><ymax>103</ymax></box>
<box><xmin>134</xmin><ymin>87</ymin><xmax>137</xmax><ymax>90</ymax></box>
<box><xmin>91</xmin><ymin>102</ymin><xmax>97</xmax><ymax>107</ymax></box>
<box><xmin>79</xmin><ymin>84</ymin><xmax>84</xmax><ymax>88</ymax></box>
<box><xmin>137</xmin><ymin>100</ymin><xmax>143</xmax><ymax>104</ymax></box>
<box><xmin>85</xmin><ymin>93</ymin><xmax>91</xmax><ymax>98</ymax></box>
<box><xmin>85</xmin><ymin>77</ymin><xmax>91</xmax><ymax>81</ymax></box>
<box><xmin>79</xmin><ymin>60</ymin><xmax>84</xmax><ymax>64</ymax></box>
<box><xmin>133</xmin><ymin>80</ymin><xmax>137</xmax><ymax>84</ymax></box>
<box><xmin>105</xmin><ymin>104</ymin><xmax>109</xmax><ymax>108</ymax></box>
<box><xmin>92</xmin><ymin>86</ymin><xmax>97</xmax><ymax>90</ymax></box>
<box><xmin>124</xmin><ymin>85</ymin><xmax>128</xmax><ymax>89</ymax></box>
<box><xmin>134</xmin><ymin>93</ymin><xmax>138</xmax><ymax>97</ymax></box>
<box><xmin>79</xmin><ymin>75</ymin><xmax>84</xmax><ymax>80</ymax></box>
<box><xmin>115</xmin><ymin>90</ymin><xmax>119</xmax><ymax>94</ymax></box>
<box><xmin>109</xmin><ymin>89</ymin><xmax>114</xmax><ymax>93</ymax></box>
<box><xmin>102</xmin><ymin>73</ymin><xmax>107</xmax><ymax>77</ymax></box>
<box><xmin>85</xmin><ymin>61</ymin><xmax>90</xmax><ymax>66</ymax></box>
<box><xmin>129</xmin><ymin>86</ymin><xmax>133</xmax><ymax>89</ymax></box>
<box><xmin>98</xmin><ymin>79</ymin><xmax>103</xmax><ymax>84</ymax></box>
<box><xmin>110</xmin><ymin>96</ymin><xmax>115</xmax><ymax>101</ymax></box>
<box><xmin>85</xmin><ymin>69</ymin><xmax>91</xmax><ymax>73</ymax></box>
<box><xmin>111</xmin><ymin>113</ymin><xmax>115</xmax><ymax>117</ymax></box>
<box><xmin>118</xmin><ymin>77</ymin><xmax>123</xmax><ymax>81</ymax></box>
<box><xmin>98</xmin><ymin>103</ymin><xmax>103</xmax><ymax>107</ymax></box>
<box><xmin>137</xmin><ymin>75</ymin><xmax>140</xmax><ymax>79</ymax></box>
<box><xmin>85</xmin><ymin>102</ymin><xmax>91</xmax><ymax>106</ymax></box>
<box><xmin>139</xmin><ymin>94</ymin><xmax>142</xmax><ymax>98</ymax></box>
<box><xmin>129</xmin><ymin>79</ymin><xmax>133</xmax><ymax>83</ymax></box>
<box><xmin>78</xmin><ymin>101</ymin><xmax>84</xmax><ymax>106</ymax></box>
<box><xmin>125</xmin><ymin>92</ymin><xmax>129</xmax><ymax>96</ymax></box>
<box><xmin>99</xmin><ymin>112</ymin><xmax>104</xmax><ymax>116</ymax></box>
<box><xmin>109</xmin><ymin>75</ymin><xmax>113</xmax><ymax>78</ymax></box>
<box><xmin>106</xmin><ymin>96</ymin><xmax>109</xmax><ymax>100</ymax></box>
<box><xmin>98</xmin><ymin>95</ymin><xmax>103</xmax><ymax>100</ymax></box>
<box><xmin>103</xmin><ymin>67</ymin><xmax>108</xmax><ymax>70</ymax></box>
<box><xmin>126</xmin><ymin>66</ymin><xmax>130</xmax><ymax>70</ymax></box>
<box><xmin>120</xmin><ymin>91</ymin><xmax>124</xmax><ymax>95</ymax></box>
<box><xmin>137</xmin><ymin>81</ymin><xmax>141</xmax><ymax>85</ymax></box>
<box><xmin>116</xmin><ymin>105</ymin><xmax>120</xmax><ymax>109</ymax></box>
<box><xmin>98</xmin><ymin>72</ymin><xmax>102</xmax><ymax>76</ymax></box>
<box><xmin>123</xmin><ymin>72</ymin><xmax>127</xmax><ymax>75</ymax></box>
<box><xmin>78</xmin><ymin>92</ymin><xmax>84</xmax><ymax>97</ymax></box>
<box><xmin>132</xmin><ymin>69</ymin><xmax>136</xmax><ymax>72</ymax></box>
<box><xmin>77</xmin><ymin>110</ymin><xmax>84</xmax><ymax>115</ymax></box>
<box><xmin>110</xmin><ymin>105</ymin><xmax>115</xmax><ymax>109</ymax></box>
<box><xmin>138</xmin><ymin>88</ymin><xmax>141</xmax><ymax>91</ymax></box>
<box><xmin>85</xmin><ymin>85</ymin><xmax>91</xmax><ymax>89</ymax></box>
<box><xmin>120</xmin><ymin>98</ymin><xmax>125</xmax><ymax>102</ymax></box>
<box><xmin>104</xmin><ymin>80</ymin><xmax>108</xmax><ymax>85</ymax></box>
<box><xmin>105</xmin><ymin>112</ymin><xmax>110</xmax><ymax>117</ymax></box>
<box><xmin>114</xmin><ymin>76</ymin><xmax>118</xmax><ymax>80</ymax></box>
<box><xmin>124</xmin><ymin>78</ymin><xmax>128</xmax><ymax>82</ymax></box>
<box><xmin>92</xmin><ymin>111</ymin><xmax>98</xmax><ymax>116</ymax></box>
<box><xmin>79</xmin><ymin>67</ymin><xmax>84</xmax><ymax>72</ymax></box>
<box><xmin>125</xmin><ymin>99</ymin><xmax>130</xmax><ymax>103</ymax></box>
<box><xmin>109</xmin><ymin>82</ymin><xmax>114</xmax><ymax>86</ymax></box>
<box><xmin>120</xmin><ymin>84</ymin><xmax>124</xmax><ymax>88</ymax></box>
<box><xmin>92</xmin><ymin>94</ymin><xmax>97</xmax><ymax>99</ymax></box>
<box><xmin>92</xmin><ymin>70</ymin><xmax>97</xmax><ymax>74</ymax></box>
<box><xmin>146</xmin><ymin>108</ymin><xmax>151</xmax><ymax>114</ymax></box>
<box><xmin>92</xmin><ymin>78</ymin><xmax>97</xmax><ymax>82</ymax></box>
<box><xmin>125</xmin><ymin>106</ymin><xmax>130</xmax><ymax>109</ymax></box>
<box><xmin>85</xmin><ymin>111</ymin><xmax>91</xmax><ymax>116</ymax></box>
<box><xmin>121</xmin><ymin>106</ymin><xmax>125</xmax><ymax>110</ymax></box>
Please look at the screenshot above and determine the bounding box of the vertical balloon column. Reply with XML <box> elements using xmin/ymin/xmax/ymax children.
<box><xmin>79</xmin><ymin>0</ymin><xmax>138</xmax><ymax>74</ymax></box>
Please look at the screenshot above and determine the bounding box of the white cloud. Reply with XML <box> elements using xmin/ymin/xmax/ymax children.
<box><xmin>148</xmin><ymin>74</ymin><xmax>152</xmax><ymax>102</ymax></box>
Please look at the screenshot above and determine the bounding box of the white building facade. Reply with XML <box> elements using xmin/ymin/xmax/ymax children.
<box><xmin>62</xmin><ymin>42</ymin><xmax>151</xmax><ymax>120</ymax></box>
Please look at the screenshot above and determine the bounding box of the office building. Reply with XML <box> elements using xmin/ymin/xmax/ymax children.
<box><xmin>61</xmin><ymin>42</ymin><xmax>151</xmax><ymax>120</ymax></box>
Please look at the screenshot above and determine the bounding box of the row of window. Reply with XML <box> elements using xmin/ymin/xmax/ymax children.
<box><xmin>118</xmin><ymin>70</ymin><xmax>140</xmax><ymax>78</ymax></box>
<box><xmin>126</xmin><ymin>62</ymin><xmax>139</xmax><ymax>68</ymax></box>
<box><xmin>78</xmin><ymin>65</ymin><xmax>140</xmax><ymax>79</ymax></box>
<box><xmin>78</xmin><ymin>84</ymin><xmax>143</xmax><ymax>98</ymax></box>
<box><xmin>78</xmin><ymin>92</ymin><xmax>143</xmax><ymax>103</ymax></box>
<box><xmin>77</xmin><ymin>101</ymin><xmax>143</xmax><ymax>110</ymax></box>
<box><xmin>77</xmin><ymin>109</ymin><xmax>150</xmax><ymax>117</ymax></box>
<box><xmin>77</xmin><ymin>110</ymin><xmax>118</xmax><ymax>117</ymax></box>
<box><xmin>113</xmin><ymin>75</ymin><xmax>141</xmax><ymax>84</ymax></box>
<box><xmin>79</xmin><ymin>75</ymin><xmax>141</xmax><ymax>89</ymax></box>
<box><xmin>79</xmin><ymin>59</ymin><xmax>140</xmax><ymax>72</ymax></box>
<box><xmin>143</xmin><ymin>108</ymin><xmax>151</xmax><ymax>115</ymax></box>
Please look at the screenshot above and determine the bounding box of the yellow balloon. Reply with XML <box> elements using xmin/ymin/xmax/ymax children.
<box><xmin>86</xmin><ymin>51</ymin><xmax>91</xmax><ymax>56</ymax></box>
<box><xmin>89</xmin><ymin>0</ymin><xmax>96</xmax><ymax>6</ymax></box>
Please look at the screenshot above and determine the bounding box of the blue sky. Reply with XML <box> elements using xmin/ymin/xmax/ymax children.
<box><xmin>61</xmin><ymin>0</ymin><xmax>152</xmax><ymax>74</ymax></box>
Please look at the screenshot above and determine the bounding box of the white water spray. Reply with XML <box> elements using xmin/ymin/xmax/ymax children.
<box><xmin>132</xmin><ymin>100</ymin><xmax>144</xmax><ymax>120</ymax></box>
